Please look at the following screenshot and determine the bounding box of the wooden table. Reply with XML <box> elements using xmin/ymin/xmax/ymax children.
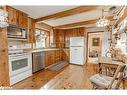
<box><xmin>98</xmin><ymin>57</ymin><xmax>126</xmax><ymax>89</ymax></box>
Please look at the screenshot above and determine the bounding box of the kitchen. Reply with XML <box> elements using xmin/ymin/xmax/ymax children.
<box><xmin>0</xmin><ymin>5</ymin><xmax>127</xmax><ymax>89</ymax></box>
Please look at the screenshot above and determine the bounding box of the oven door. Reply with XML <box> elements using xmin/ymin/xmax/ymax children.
<box><xmin>9</xmin><ymin>54</ymin><xmax>32</xmax><ymax>77</ymax></box>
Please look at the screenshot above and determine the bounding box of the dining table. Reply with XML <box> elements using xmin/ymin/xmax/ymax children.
<box><xmin>98</xmin><ymin>56</ymin><xmax>127</xmax><ymax>89</ymax></box>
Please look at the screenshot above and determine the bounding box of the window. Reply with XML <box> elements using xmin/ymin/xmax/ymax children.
<box><xmin>35</xmin><ymin>29</ymin><xmax>47</xmax><ymax>48</ymax></box>
<box><xmin>115</xmin><ymin>32</ymin><xmax>127</xmax><ymax>53</ymax></box>
<box><xmin>115</xmin><ymin>17</ymin><xmax>127</xmax><ymax>53</ymax></box>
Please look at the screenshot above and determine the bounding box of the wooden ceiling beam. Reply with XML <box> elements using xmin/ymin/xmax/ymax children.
<box><xmin>36</xmin><ymin>22</ymin><xmax>53</xmax><ymax>31</ymax></box>
<box><xmin>115</xmin><ymin>7</ymin><xmax>127</xmax><ymax>27</ymax></box>
<box><xmin>35</xmin><ymin>6</ymin><xmax>97</xmax><ymax>22</ymax></box>
<box><xmin>54</xmin><ymin>16</ymin><xmax>114</xmax><ymax>29</ymax></box>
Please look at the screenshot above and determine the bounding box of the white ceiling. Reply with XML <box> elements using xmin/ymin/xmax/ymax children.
<box><xmin>12</xmin><ymin>6</ymin><xmax>121</xmax><ymax>27</ymax></box>
<box><xmin>42</xmin><ymin>9</ymin><xmax>110</xmax><ymax>26</ymax></box>
<box><xmin>12</xmin><ymin>6</ymin><xmax>77</xmax><ymax>19</ymax></box>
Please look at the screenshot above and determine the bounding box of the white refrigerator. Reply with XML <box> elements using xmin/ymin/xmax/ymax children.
<box><xmin>70</xmin><ymin>37</ymin><xmax>86</xmax><ymax>65</ymax></box>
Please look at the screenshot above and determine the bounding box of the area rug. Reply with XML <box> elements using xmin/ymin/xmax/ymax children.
<box><xmin>47</xmin><ymin>61</ymin><xmax>68</xmax><ymax>71</ymax></box>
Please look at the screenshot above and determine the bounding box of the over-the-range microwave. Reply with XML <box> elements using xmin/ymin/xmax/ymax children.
<box><xmin>7</xmin><ymin>25</ymin><xmax>27</xmax><ymax>39</ymax></box>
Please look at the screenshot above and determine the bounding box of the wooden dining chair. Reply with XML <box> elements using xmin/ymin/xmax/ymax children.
<box><xmin>89</xmin><ymin>64</ymin><xmax>126</xmax><ymax>89</ymax></box>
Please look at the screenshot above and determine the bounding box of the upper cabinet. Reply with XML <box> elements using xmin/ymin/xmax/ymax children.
<box><xmin>18</xmin><ymin>11</ymin><xmax>28</xmax><ymax>28</ymax></box>
<box><xmin>53</xmin><ymin>27</ymin><xmax>85</xmax><ymax>48</ymax></box>
<box><xmin>6</xmin><ymin>6</ymin><xmax>28</xmax><ymax>29</ymax></box>
<box><xmin>6</xmin><ymin>6</ymin><xmax>17</xmax><ymax>26</ymax></box>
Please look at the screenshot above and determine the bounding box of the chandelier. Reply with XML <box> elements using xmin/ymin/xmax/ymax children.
<box><xmin>0</xmin><ymin>8</ymin><xmax>9</xmax><ymax>28</ymax></box>
<box><xmin>96</xmin><ymin>9</ymin><xmax>110</xmax><ymax>27</ymax></box>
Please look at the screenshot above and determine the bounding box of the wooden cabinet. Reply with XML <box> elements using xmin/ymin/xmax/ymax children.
<box><xmin>28</xmin><ymin>17</ymin><xmax>36</xmax><ymax>43</ymax></box>
<box><xmin>6</xmin><ymin>6</ymin><xmax>17</xmax><ymax>26</ymax></box>
<box><xmin>62</xmin><ymin>49</ymin><xmax>70</xmax><ymax>62</ymax></box>
<box><xmin>6</xmin><ymin>6</ymin><xmax>28</xmax><ymax>28</ymax></box>
<box><xmin>44</xmin><ymin>49</ymin><xmax>69</xmax><ymax>67</ymax></box>
<box><xmin>22</xmin><ymin>13</ymin><xmax>28</xmax><ymax>28</ymax></box>
<box><xmin>53</xmin><ymin>29</ymin><xmax>65</xmax><ymax>48</ymax></box>
<box><xmin>64</xmin><ymin>27</ymin><xmax>85</xmax><ymax>37</ymax></box>
<box><xmin>53</xmin><ymin>27</ymin><xmax>85</xmax><ymax>48</ymax></box>
<box><xmin>17</xmin><ymin>11</ymin><xmax>28</xmax><ymax>28</ymax></box>
<box><xmin>54</xmin><ymin>50</ymin><xmax>60</xmax><ymax>63</ymax></box>
<box><xmin>45</xmin><ymin>51</ymin><xmax>55</xmax><ymax>67</ymax></box>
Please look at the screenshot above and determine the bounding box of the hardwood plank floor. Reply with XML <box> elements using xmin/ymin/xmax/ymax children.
<box><xmin>12</xmin><ymin>63</ymin><xmax>96</xmax><ymax>89</ymax></box>
<box><xmin>12</xmin><ymin>63</ymin><xmax>127</xmax><ymax>89</ymax></box>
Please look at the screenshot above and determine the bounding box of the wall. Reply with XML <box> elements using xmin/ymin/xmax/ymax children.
<box><xmin>0</xmin><ymin>29</ymin><xmax>9</xmax><ymax>86</ymax></box>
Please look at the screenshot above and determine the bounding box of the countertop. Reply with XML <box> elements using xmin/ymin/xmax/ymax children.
<box><xmin>23</xmin><ymin>48</ymin><xmax>69</xmax><ymax>53</ymax></box>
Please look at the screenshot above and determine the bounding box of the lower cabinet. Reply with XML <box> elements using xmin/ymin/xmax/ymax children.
<box><xmin>45</xmin><ymin>49</ymin><xmax>69</xmax><ymax>67</ymax></box>
<box><xmin>45</xmin><ymin>51</ymin><xmax>55</xmax><ymax>67</ymax></box>
<box><xmin>62</xmin><ymin>49</ymin><xmax>70</xmax><ymax>62</ymax></box>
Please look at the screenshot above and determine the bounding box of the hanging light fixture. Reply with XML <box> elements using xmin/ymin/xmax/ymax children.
<box><xmin>0</xmin><ymin>7</ymin><xmax>9</xmax><ymax>28</ymax></box>
<box><xmin>96</xmin><ymin>8</ymin><xmax>110</xmax><ymax>27</ymax></box>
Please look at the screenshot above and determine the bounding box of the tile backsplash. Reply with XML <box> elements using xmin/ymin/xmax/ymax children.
<box><xmin>8</xmin><ymin>40</ymin><xmax>32</xmax><ymax>50</ymax></box>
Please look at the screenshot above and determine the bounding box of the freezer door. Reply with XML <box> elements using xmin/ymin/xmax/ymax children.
<box><xmin>70</xmin><ymin>37</ymin><xmax>84</xmax><ymax>47</ymax></box>
<box><xmin>70</xmin><ymin>47</ymin><xmax>84</xmax><ymax>65</ymax></box>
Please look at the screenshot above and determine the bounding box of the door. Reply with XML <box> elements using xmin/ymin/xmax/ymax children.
<box><xmin>70</xmin><ymin>47</ymin><xmax>84</xmax><ymax>65</ymax></box>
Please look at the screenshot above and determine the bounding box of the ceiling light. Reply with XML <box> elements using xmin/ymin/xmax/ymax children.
<box><xmin>96</xmin><ymin>9</ymin><xmax>110</xmax><ymax>27</ymax></box>
<box><xmin>0</xmin><ymin>8</ymin><xmax>9</xmax><ymax>28</ymax></box>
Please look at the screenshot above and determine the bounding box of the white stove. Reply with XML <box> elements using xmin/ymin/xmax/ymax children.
<box><xmin>8</xmin><ymin>49</ymin><xmax>32</xmax><ymax>85</ymax></box>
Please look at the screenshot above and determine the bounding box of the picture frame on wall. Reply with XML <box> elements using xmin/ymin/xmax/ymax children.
<box><xmin>92</xmin><ymin>37</ymin><xmax>100</xmax><ymax>46</ymax></box>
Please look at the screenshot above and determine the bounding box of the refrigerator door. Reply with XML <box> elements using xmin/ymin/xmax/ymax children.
<box><xmin>70</xmin><ymin>37</ymin><xmax>84</xmax><ymax>47</ymax></box>
<box><xmin>70</xmin><ymin>47</ymin><xmax>84</xmax><ymax>65</ymax></box>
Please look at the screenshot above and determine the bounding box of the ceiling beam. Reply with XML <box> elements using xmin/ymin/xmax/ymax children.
<box><xmin>35</xmin><ymin>6</ymin><xmax>97</xmax><ymax>22</ymax></box>
<box><xmin>36</xmin><ymin>22</ymin><xmax>53</xmax><ymax>31</ymax></box>
<box><xmin>54</xmin><ymin>16</ymin><xmax>114</xmax><ymax>29</ymax></box>
<box><xmin>115</xmin><ymin>7</ymin><xmax>127</xmax><ymax>27</ymax></box>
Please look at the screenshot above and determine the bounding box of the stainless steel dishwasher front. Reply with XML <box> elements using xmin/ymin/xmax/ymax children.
<box><xmin>32</xmin><ymin>52</ymin><xmax>45</xmax><ymax>73</ymax></box>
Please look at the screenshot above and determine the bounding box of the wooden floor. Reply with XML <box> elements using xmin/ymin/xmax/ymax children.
<box><xmin>12</xmin><ymin>63</ymin><xmax>97</xmax><ymax>89</ymax></box>
<box><xmin>12</xmin><ymin>63</ymin><xmax>127</xmax><ymax>89</ymax></box>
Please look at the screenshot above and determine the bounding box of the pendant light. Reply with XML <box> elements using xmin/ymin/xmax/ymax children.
<box><xmin>96</xmin><ymin>8</ymin><xmax>110</xmax><ymax>27</ymax></box>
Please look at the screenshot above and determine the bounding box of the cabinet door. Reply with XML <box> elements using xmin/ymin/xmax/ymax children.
<box><xmin>45</xmin><ymin>51</ymin><xmax>54</xmax><ymax>67</ymax></box>
<box><xmin>55</xmin><ymin>50</ymin><xmax>60</xmax><ymax>63</ymax></box>
<box><xmin>18</xmin><ymin>11</ymin><xmax>23</xmax><ymax>27</ymax></box>
<box><xmin>62</xmin><ymin>50</ymin><xmax>69</xmax><ymax>62</ymax></box>
<box><xmin>45</xmin><ymin>51</ymin><xmax>49</xmax><ymax>67</ymax></box>
<box><xmin>22</xmin><ymin>13</ymin><xmax>28</xmax><ymax>28</ymax></box>
<box><xmin>7</xmin><ymin>6</ymin><xmax>17</xmax><ymax>25</ymax></box>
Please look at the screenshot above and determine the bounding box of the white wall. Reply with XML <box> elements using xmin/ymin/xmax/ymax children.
<box><xmin>101</xmin><ymin>31</ymin><xmax>110</xmax><ymax>57</ymax></box>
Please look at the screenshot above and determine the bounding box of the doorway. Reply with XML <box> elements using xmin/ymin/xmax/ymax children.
<box><xmin>87</xmin><ymin>32</ymin><xmax>103</xmax><ymax>64</ymax></box>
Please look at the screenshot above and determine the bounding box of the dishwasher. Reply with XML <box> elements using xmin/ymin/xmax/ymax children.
<box><xmin>32</xmin><ymin>52</ymin><xmax>45</xmax><ymax>73</ymax></box>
